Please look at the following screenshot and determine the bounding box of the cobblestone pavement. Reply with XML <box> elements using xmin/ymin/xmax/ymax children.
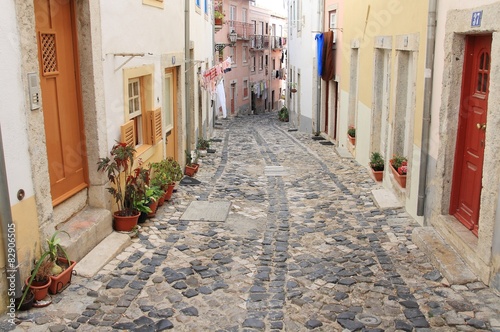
<box><xmin>4</xmin><ymin>113</ymin><xmax>500</xmax><ymax>331</ymax></box>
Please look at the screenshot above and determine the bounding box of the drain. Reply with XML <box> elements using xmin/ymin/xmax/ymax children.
<box><xmin>356</xmin><ymin>314</ymin><xmax>381</xmax><ymax>327</ymax></box>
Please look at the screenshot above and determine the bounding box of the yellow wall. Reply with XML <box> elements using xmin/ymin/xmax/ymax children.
<box><xmin>0</xmin><ymin>196</ymin><xmax>41</xmax><ymax>313</ymax></box>
<box><xmin>340</xmin><ymin>0</ymin><xmax>429</xmax><ymax>146</ymax></box>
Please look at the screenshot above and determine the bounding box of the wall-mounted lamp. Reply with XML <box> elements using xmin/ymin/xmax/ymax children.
<box><xmin>214</xmin><ymin>30</ymin><xmax>238</xmax><ymax>52</ymax></box>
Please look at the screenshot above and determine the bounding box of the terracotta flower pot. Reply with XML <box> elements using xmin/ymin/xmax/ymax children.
<box><xmin>185</xmin><ymin>165</ymin><xmax>197</xmax><ymax>177</ymax></box>
<box><xmin>348</xmin><ymin>134</ymin><xmax>356</xmax><ymax>146</ymax></box>
<box><xmin>371</xmin><ymin>168</ymin><xmax>384</xmax><ymax>182</ymax></box>
<box><xmin>26</xmin><ymin>277</ymin><xmax>51</xmax><ymax>301</ymax></box>
<box><xmin>164</xmin><ymin>183</ymin><xmax>175</xmax><ymax>201</ymax></box>
<box><xmin>391</xmin><ymin>165</ymin><xmax>407</xmax><ymax>188</ymax></box>
<box><xmin>147</xmin><ymin>199</ymin><xmax>158</xmax><ymax>218</ymax></box>
<box><xmin>49</xmin><ymin>258</ymin><xmax>76</xmax><ymax>294</ymax></box>
<box><xmin>157</xmin><ymin>195</ymin><xmax>165</xmax><ymax>206</ymax></box>
<box><xmin>113</xmin><ymin>211</ymin><xmax>140</xmax><ymax>232</ymax></box>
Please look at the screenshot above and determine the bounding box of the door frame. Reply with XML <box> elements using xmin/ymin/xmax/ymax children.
<box><xmin>449</xmin><ymin>34</ymin><xmax>491</xmax><ymax>235</ymax></box>
<box><xmin>35</xmin><ymin>0</ymin><xmax>89</xmax><ymax>206</ymax></box>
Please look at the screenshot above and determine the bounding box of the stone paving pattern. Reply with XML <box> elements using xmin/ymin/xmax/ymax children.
<box><xmin>4</xmin><ymin>113</ymin><xmax>500</xmax><ymax>331</ymax></box>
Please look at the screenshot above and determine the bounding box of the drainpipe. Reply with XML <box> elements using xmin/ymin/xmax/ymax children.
<box><xmin>0</xmin><ymin>125</ymin><xmax>22</xmax><ymax>299</ymax></box>
<box><xmin>185</xmin><ymin>0</ymin><xmax>191</xmax><ymax>156</ymax></box>
<box><xmin>417</xmin><ymin>0</ymin><xmax>437</xmax><ymax>217</ymax></box>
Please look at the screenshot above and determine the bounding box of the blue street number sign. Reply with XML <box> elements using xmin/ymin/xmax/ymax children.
<box><xmin>471</xmin><ymin>11</ymin><xmax>483</xmax><ymax>27</ymax></box>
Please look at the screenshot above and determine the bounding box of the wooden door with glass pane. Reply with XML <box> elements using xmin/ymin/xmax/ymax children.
<box><xmin>450</xmin><ymin>35</ymin><xmax>491</xmax><ymax>236</ymax></box>
<box><xmin>35</xmin><ymin>0</ymin><xmax>88</xmax><ymax>206</ymax></box>
<box><xmin>164</xmin><ymin>68</ymin><xmax>178</xmax><ymax>160</ymax></box>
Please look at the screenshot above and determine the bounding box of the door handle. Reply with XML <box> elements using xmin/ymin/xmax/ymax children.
<box><xmin>476</xmin><ymin>123</ymin><xmax>486</xmax><ymax>131</ymax></box>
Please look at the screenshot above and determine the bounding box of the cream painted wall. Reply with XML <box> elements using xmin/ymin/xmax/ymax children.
<box><xmin>0</xmin><ymin>1</ymin><xmax>35</xmax><ymax>205</ymax></box>
<box><xmin>0</xmin><ymin>2</ymin><xmax>40</xmax><ymax>312</ymax></box>
<box><xmin>99</xmin><ymin>0</ymin><xmax>186</xmax><ymax>152</ymax></box>
<box><xmin>337</xmin><ymin>0</ymin><xmax>429</xmax><ymax>223</ymax></box>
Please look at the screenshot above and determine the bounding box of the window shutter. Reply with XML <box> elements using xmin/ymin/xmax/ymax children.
<box><xmin>148</xmin><ymin>108</ymin><xmax>162</xmax><ymax>145</ymax></box>
<box><xmin>120</xmin><ymin>120</ymin><xmax>135</xmax><ymax>147</ymax></box>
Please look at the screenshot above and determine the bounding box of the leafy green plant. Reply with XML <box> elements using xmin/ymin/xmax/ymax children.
<box><xmin>151</xmin><ymin>158</ymin><xmax>183</xmax><ymax>189</ymax></box>
<box><xmin>18</xmin><ymin>231</ymin><xmax>71</xmax><ymax>310</ymax></box>
<box><xmin>347</xmin><ymin>126</ymin><xmax>356</xmax><ymax>138</ymax></box>
<box><xmin>278</xmin><ymin>106</ymin><xmax>289</xmax><ymax>122</ymax></box>
<box><xmin>197</xmin><ymin>137</ymin><xmax>210</xmax><ymax>150</ymax></box>
<box><xmin>370</xmin><ymin>152</ymin><xmax>385</xmax><ymax>171</ymax></box>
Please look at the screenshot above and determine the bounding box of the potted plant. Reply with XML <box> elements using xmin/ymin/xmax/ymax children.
<box><xmin>278</xmin><ymin>106</ymin><xmax>289</xmax><ymax>122</ymax></box>
<box><xmin>197</xmin><ymin>137</ymin><xmax>210</xmax><ymax>157</ymax></box>
<box><xmin>18</xmin><ymin>231</ymin><xmax>75</xmax><ymax>309</ymax></box>
<box><xmin>184</xmin><ymin>150</ymin><xmax>197</xmax><ymax>177</ymax></box>
<box><xmin>97</xmin><ymin>142</ymin><xmax>141</xmax><ymax>232</ymax></box>
<box><xmin>151</xmin><ymin>157</ymin><xmax>183</xmax><ymax>201</ymax></box>
<box><xmin>288</xmin><ymin>82</ymin><xmax>297</xmax><ymax>93</ymax></box>
<box><xmin>369</xmin><ymin>152</ymin><xmax>384</xmax><ymax>182</ymax></box>
<box><xmin>214</xmin><ymin>10</ymin><xmax>225</xmax><ymax>25</ymax></box>
<box><xmin>390</xmin><ymin>154</ymin><xmax>407</xmax><ymax>188</ymax></box>
<box><xmin>347</xmin><ymin>126</ymin><xmax>356</xmax><ymax>145</ymax></box>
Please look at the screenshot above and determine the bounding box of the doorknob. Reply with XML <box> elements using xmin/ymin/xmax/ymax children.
<box><xmin>476</xmin><ymin>123</ymin><xmax>486</xmax><ymax>130</ymax></box>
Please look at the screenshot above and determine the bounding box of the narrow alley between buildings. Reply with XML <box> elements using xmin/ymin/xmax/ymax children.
<box><xmin>6</xmin><ymin>112</ymin><xmax>500</xmax><ymax>332</ymax></box>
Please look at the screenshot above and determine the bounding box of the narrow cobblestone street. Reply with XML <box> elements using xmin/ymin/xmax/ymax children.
<box><xmin>6</xmin><ymin>112</ymin><xmax>500</xmax><ymax>331</ymax></box>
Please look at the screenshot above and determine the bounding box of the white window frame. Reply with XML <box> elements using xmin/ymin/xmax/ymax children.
<box><xmin>329</xmin><ymin>11</ymin><xmax>337</xmax><ymax>43</ymax></box>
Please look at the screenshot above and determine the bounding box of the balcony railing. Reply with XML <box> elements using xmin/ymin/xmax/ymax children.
<box><xmin>227</xmin><ymin>20</ymin><xmax>254</xmax><ymax>40</ymax></box>
<box><xmin>250</xmin><ymin>35</ymin><xmax>263</xmax><ymax>50</ymax></box>
<box><xmin>271</xmin><ymin>36</ymin><xmax>287</xmax><ymax>50</ymax></box>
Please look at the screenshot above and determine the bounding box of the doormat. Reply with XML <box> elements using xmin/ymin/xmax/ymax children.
<box><xmin>320</xmin><ymin>141</ymin><xmax>334</xmax><ymax>145</ymax></box>
<box><xmin>312</xmin><ymin>136</ymin><xmax>325</xmax><ymax>140</ymax></box>
<box><xmin>207</xmin><ymin>149</ymin><xmax>216</xmax><ymax>154</ymax></box>
<box><xmin>180</xmin><ymin>177</ymin><xmax>202</xmax><ymax>186</ymax></box>
<box><xmin>211</xmin><ymin>138</ymin><xmax>223</xmax><ymax>142</ymax></box>
<box><xmin>180</xmin><ymin>201</ymin><xmax>231</xmax><ymax>222</ymax></box>
<box><xmin>288</xmin><ymin>128</ymin><xmax>298</xmax><ymax>132</ymax></box>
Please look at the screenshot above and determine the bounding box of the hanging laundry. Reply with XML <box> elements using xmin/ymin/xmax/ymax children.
<box><xmin>315</xmin><ymin>33</ymin><xmax>324</xmax><ymax>76</ymax></box>
<box><xmin>216</xmin><ymin>79</ymin><xmax>227</xmax><ymax>118</ymax></box>
<box><xmin>321</xmin><ymin>31</ymin><xmax>335</xmax><ymax>81</ymax></box>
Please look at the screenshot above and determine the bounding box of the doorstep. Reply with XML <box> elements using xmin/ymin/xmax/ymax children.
<box><xmin>412</xmin><ymin>227</ymin><xmax>477</xmax><ymax>285</ymax></box>
<box><xmin>58</xmin><ymin>206</ymin><xmax>113</xmax><ymax>263</ymax></box>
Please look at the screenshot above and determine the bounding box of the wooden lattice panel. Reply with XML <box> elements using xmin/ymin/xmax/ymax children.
<box><xmin>40</xmin><ymin>33</ymin><xmax>58</xmax><ymax>75</ymax></box>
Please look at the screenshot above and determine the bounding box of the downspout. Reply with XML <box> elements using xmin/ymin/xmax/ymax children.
<box><xmin>0</xmin><ymin>125</ymin><xmax>22</xmax><ymax>299</ymax></box>
<box><xmin>417</xmin><ymin>0</ymin><xmax>437</xmax><ymax>217</ymax></box>
<box><xmin>185</xmin><ymin>0</ymin><xmax>191</xmax><ymax>154</ymax></box>
<box><xmin>315</xmin><ymin>0</ymin><xmax>325</xmax><ymax>134</ymax></box>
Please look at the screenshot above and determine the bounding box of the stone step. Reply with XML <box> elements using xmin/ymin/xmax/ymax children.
<box><xmin>412</xmin><ymin>227</ymin><xmax>477</xmax><ymax>285</ymax></box>
<box><xmin>76</xmin><ymin>232</ymin><xmax>131</xmax><ymax>278</ymax></box>
<box><xmin>57</xmin><ymin>207</ymin><xmax>112</xmax><ymax>263</ymax></box>
<box><xmin>372</xmin><ymin>189</ymin><xmax>403</xmax><ymax>209</ymax></box>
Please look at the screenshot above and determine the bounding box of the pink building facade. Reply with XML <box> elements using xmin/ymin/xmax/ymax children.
<box><xmin>214</xmin><ymin>0</ymin><xmax>286</xmax><ymax>116</ymax></box>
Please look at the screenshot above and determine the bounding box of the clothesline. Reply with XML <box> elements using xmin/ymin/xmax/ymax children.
<box><xmin>199</xmin><ymin>57</ymin><xmax>232</xmax><ymax>94</ymax></box>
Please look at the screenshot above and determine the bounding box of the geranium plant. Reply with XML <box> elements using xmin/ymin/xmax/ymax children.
<box><xmin>390</xmin><ymin>155</ymin><xmax>408</xmax><ymax>175</ymax></box>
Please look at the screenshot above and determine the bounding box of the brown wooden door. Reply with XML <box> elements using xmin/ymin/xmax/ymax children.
<box><xmin>450</xmin><ymin>35</ymin><xmax>491</xmax><ymax>236</ymax></box>
<box><xmin>35</xmin><ymin>0</ymin><xmax>88</xmax><ymax>206</ymax></box>
<box><xmin>230</xmin><ymin>84</ymin><xmax>236</xmax><ymax>115</ymax></box>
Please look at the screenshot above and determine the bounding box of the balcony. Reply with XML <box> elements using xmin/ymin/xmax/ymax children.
<box><xmin>271</xmin><ymin>36</ymin><xmax>287</xmax><ymax>50</ymax></box>
<box><xmin>227</xmin><ymin>20</ymin><xmax>253</xmax><ymax>40</ymax></box>
<box><xmin>249</xmin><ymin>35</ymin><xmax>264</xmax><ymax>50</ymax></box>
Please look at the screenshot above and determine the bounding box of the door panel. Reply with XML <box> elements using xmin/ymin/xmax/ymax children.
<box><xmin>450</xmin><ymin>35</ymin><xmax>491</xmax><ymax>236</ymax></box>
<box><xmin>35</xmin><ymin>0</ymin><xmax>88</xmax><ymax>205</ymax></box>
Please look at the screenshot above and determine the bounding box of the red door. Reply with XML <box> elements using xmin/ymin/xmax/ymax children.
<box><xmin>35</xmin><ymin>0</ymin><xmax>88</xmax><ymax>206</ymax></box>
<box><xmin>450</xmin><ymin>35</ymin><xmax>491</xmax><ymax>236</ymax></box>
